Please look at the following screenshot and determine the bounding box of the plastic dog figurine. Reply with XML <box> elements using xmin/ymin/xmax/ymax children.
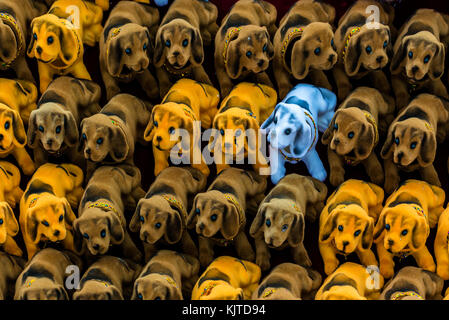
<box><xmin>0</xmin><ymin>78</ymin><xmax>38</xmax><ymax>124</ymax></box>
<box><xmin>261</xmin><ymin>83</ymin><xmax>336</xmax><ymax>184</ymax></box>
<box><xmin>374</xmin><ymin>179</ymin><xmax>445</xmax><ymax>279</ymax></box>
<box><xmin>191</xmin><ymin>256</ymin><xmax>261</xmax><ymax>300</ymax></box>
<box><xmin>434</xmin><ymin>206</ymin><xmax>449</xmax><ymax>280</ymax></box>
<box><xmin>0</xmin><ymin>252</ymin><xmax>24</xmax><ymax>299</ymax></box>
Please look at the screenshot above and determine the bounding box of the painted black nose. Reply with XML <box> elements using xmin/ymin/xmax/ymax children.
<box><xmin>0</xmin><ymin>134</ymin><xmax>3</xmax><ymax>141</ymax></box>
<box><xmin>173</xmin><ymin>51</ymin><xmax>180</xmax><ymax>57</ymax></box>
<box><xmin>47</xmin><ymin>139</ymin><xmax>52</xmax><ymax>146</ymax></box>
<box><xmin>328</xmin><ymin>54</ymin><xmax>335</xmax><ymax>62</ymax></box>
<box><xmin>334</xmin><ymin>138</ymin><xmax>340</xmax><ymax>145</ymax></box>
<box><xmin>376</xmin><ymin>56</ymin><xmax>383</xmax><ymax>63</ymax></box>
<box><xmin>342</xmin><ymin>241</ymin><xmax>349</xmax><ymax>248</ymax></box>
<box><xmin>198</xmin><ymin>223</ymin><xmax>205</xmax><ymax>231</ymax></box>
<box><xmin>86</xmin><ymin>148</ymin><xmax>91</xmax><ymax>155</ymax></box>
<box><xmin>156</xmin><ymin>136</ymin><xmax>162</xmax><ymax>142</ymax></box>
<box><xmin>36</xmin><ymin>46</ymin><xmax>42</xmax><ymax>54</ymax></box>
<box><xmin>93</xmin><ymin>244</ymin><xmax>100</xmax><ymax>250</ymax></box>
<box><xmin>397</xmin><ymin>151</ymin><xmax>403</xmax><ymax>160</ymax></box>
<box><xmin>54</xmin><ymin>230</ymin><xmax>60</xmax><ymax>236</ymax></box>
<box><xmin>388</xmin><ymin>239</ymin><xmax>394</xmax><ymax>246</ymax></box>
<box><xmin>257</xmin><ymin>59</ymin><xmax>264</xmax><ymax>67</ymax></box>
<box><xmin>412</xmin><ymin>66</ymin><xmax>419</xmax><ymax>74</ymax></box>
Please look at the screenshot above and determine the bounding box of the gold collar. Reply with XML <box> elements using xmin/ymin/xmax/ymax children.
<box><xmin>163</xmin><ymin>62</ymin><xmax>193</xmax><ymax>77</ymax></box>
<box><xmin>391</xmin><ymin>290</ymin><xmax>423</xmax><ymax>300</ymax></box>
<box><xmin>342</xmin><ymin>27</ymin><xmax>361</xmax><ymax>61</ymax></box>
<box><xmin>162</xmin><ymin>194</ymin><xmax>187</xmax><ymax>221</ymax></box>
<box><xmin>262</xmin><ymin>288</ymin><xmax>277</xmax><ymax>298</ymax></box>
<box><xmin>363</xmin><ymin>111</ymin><xmax>379</xmax><ymax>145</ymax></box>
<box><xmin>87</xmin><ymin>201</ymin><xmax>119</xmax><ymax>216</ymax></box>
<box><xmin>0</xmin><ymin>12</ymin><xmax>23</xmax><ymax>68</ymax></box>
<box><xmin>223</xmin><ymin>27</ymin><xmax>241</xmax><ymax>66</ymax></box>
<box><xmin>224</xmin><ymin>193</ymin><xmax>244</xmax><ymax>226</ymax></box>
<box><xmin>200</xmin><ymin>283</ymin><xmax>218</xmax><ymax>297</ymax></box>
<box><xmin>281</xmin><ymin>27</ymin><xmax>303</xmax><ymax>70</ymax></box>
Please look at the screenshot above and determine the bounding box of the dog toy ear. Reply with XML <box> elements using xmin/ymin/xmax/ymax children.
<box><xmin>320</xmin><ymin>211</ymin><xmax>337</xmax><ymax>243</ymax></box>
<box><xmin>153</xmin><ymin>26</ymin><xmax>166</xmax><ymax>67</ymax></box>
<box><xmin>106</xmin><ymin>37</ymin><xmax>123</xmax><ymax>77</ymax></box>
<box><xmin>27</xmin><ymin>20</ymin><xmax>38</xmax><ymax>58</ymax></box>
<box><xmin>321</xmin><ymin>111</ymin><xmax>338</xmax><ymax>145</ymax></box>
<box><xmin>25</xmin><ymin>208</ymin><xmax>40</xmax><ymax>244</ymax></box>
<box><xmin>144</xmin><ymin>29</ymin><xmax>154</xmax><ymax>63</ymax></box>
<box><xmin>71</xmin><ymin>219</ymin><xmax>85</xmax><ymax>255</ymax></box>
<box><xmin>186</xmin><ymin>195</ymin><xmax>200</xmax><ymax>229</ymax></box>
<box><xmin>410</xmin><ymin>218</ymin><xmax>428</xmax><ymax>251</ymax></box>
<box><xmin>143</xmin><ymin>105</ymin><xmax>161</xmax><ymax>142</ymax></box>
<box><xmin>390</xmin><ymin>37</ymin><xmax>409</xmax><ymax>75</ymax></box>
<box><xmin>63</xmin><ymin>111</ymin><xmax>79</xmax><ymax>147</ymax></box>
<box><xmin>429</xmin><ymin>42</ymin><xmax>445</xmax><ymax>80</ymax></box>
<box><xmin>224</xmin><ymin>29</ymin><xmax>243</xmax><ymax>79</ymax></box>
<box><xmin>58</xmin><ymin>19</ymin><xmax>81</xmax><ymax>67</ymax></box>
<box><xmin>260</xmin><ymin>107</ymin><xmax>276</xmax><ymax>134</ymax></box>
<box><xmin>108</xmin><ymin>213</ymin><xmax>125</xmax><ymax>245</ymax></box>
<box><xmin>0</xmin><ymin>202</ymin><xmax>19</xmax><ymax>236</ymax></box>
<box><xmin>344</xmin><ymin>33</ymin><xmax>362</xmax><ymax>77</ymax></box>
<box><xmin>165</xmin><ymin>208</ymin><xmax>183</xmax><ymax>244</ymax></box>
<box><xmin>10</xmin><ymin>109</ymin><xmax>26</xmax><ymax>148</ymax></box>
<box><xmin>291</xmin><ymin>39</ymin><xmax>309</xmax><ymax>80</ymax></box>
<box><xmin>380</xmin><ymin>122</ymin><xmax>397</xmax><ymax>159</ymax></box>
<box><xmin>262</xmin><ymin>27</ymin><xmax>274</xmax><ymax>59</ymax></box>
<box><xmin>62</xmin><ymin>198</ymin><xmax>76</xmax><ymax>225</ymax></box>
<box><xmin>129</xmin><ymin>201</ymin><xmax>142</xmax><ymax>233</ymax></box>
<box><xmin>77</xmin><ymin>119</ymin><xmax>86</xmax><ymax>152</ymax></box>
<box><xmin>249</xmin><ymin>203</ymin><xmax>267</xmax><ymax>237</ymax></box>
<box><xmin>108</xmin><ymin>126</ymin><xmax>129</xmax><ymax>162</ymax></box>
<box><xmin>373</xmin><ymin>211</ymin><xmax>386</xmax><ymax>242</ymax></box>
<box><xmin>417</xmin><ymin>128</ymin><xmax>437</xmax><ymax>167</ymax></box>
<box><xmin>360</xmin><ymin>217</ymin><xmax>374</xmax><ymax>251</ymax></box>
<box><xmin>355</xmin><ymin>121</ymin><xmax>375</xmax><ymax>160</ymax></box>
<box><xmin>288</xmin><ymin>213</ymin><xmax>305</xmax><ymax>247</ymax></box>
<box><xmin>221</xmin><ymin>201</ymin><xmax>240</xmax><ymax>240</ymax></box>
<box><xmin>190</xmin><ymin>27</ymin><xmax>204</xmax><ymax>65</ymax></box>
<box><xmin>421</xmin><ymin>269</ymin><xmax>444</xmax><ymax>298</ymax></box>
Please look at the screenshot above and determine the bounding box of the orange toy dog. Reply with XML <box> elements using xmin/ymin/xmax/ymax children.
<box><xmin>435</xmin><ymin>207</ymin><xmax>449</xmax><ymax>280</ymax></box>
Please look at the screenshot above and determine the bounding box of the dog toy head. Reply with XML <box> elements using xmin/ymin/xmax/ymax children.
<box><xmin>27</xmin><ymin>14</ymin><xmax>82</xmax><ymax>68</ymax></box>
<box><xmin>222</xmin><ymin>25</ymin><xmax>274</xmax><ymax>79</ymax></box>
<box><xmin>318</xmin><ymin>274</ymin><xmax>367</xmax><ymax>300</ymax></box>
<box><xmin>0</xmin><ymin>103</ymin><xmax>26</xmax><ymax>154</ymax></box>
<box><xmin>0</xmin><ymin>202</ymin><xmax>18</xmax><ymax>245</ymax></box>
<box><xmin>105</xmin><ymin>24</ymin><xmax>153</xmax><ymax>77</ymax></box>
<box><xmin>133</xmin><ymin>273</ymin><xmax>183</xmax><ymax>300</ymax></box>
<box><xmin>129</xmin><ymin>195</ymin><xmax>184</xmax><ymax>245</ymax></box>
<box><xmin>28</xmin><ymin>103</ymin><xmax>78</xmax><ymax>153</ymax></box>
<box><xmin>154</xmin><ymin>19</ymin><xmax>203</xmax><ymax>69</ymax></box>
<box><xmin>391</xmin><ymin>31</ymin><xmax>445</xmax><ymax>82</ymax></box>
<box><xmin>16</xmin><ymin>277</ymin><xmax>69</xmax><ymax>300</ymax></box>
<box><xmin>198</xmin><ymin>281</ymin><xmax>244</xmax><ymax>300</ymax></box>
<box><xmin>0</xmin><ymin>12</ymin><xmax>24</xmax><ymax>69</ymax></box>
<box><xmin>320</xmin><ymin>204</ymin><xmax>374</xmax><ymax>255</ymax></box>
<box><xmin>73</xmin><ymin>281</ymin><xmax>123</xmax><ymax>300</ymax></box>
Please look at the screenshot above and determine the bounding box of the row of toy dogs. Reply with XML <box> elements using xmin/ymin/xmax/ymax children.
<box><xmin>5</xmin><ymin>0</ymin><xmax>449</xmax><ymax>108</ymax></box>
<box><xmin>3</xmin><ymin>248</ymin><xmax>449</xmax><ymax>300</ymax></box>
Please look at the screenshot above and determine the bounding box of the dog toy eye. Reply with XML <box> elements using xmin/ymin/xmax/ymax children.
<box><xmin>138</xmin><ymin>293</ymin><xmax>143</xmax><ymax>300</ymax></box>
<box><xmin>82</xmin><ymin>133</ymin><xmax>87</xmax><ymax>140</ymax></box>
<box><xmin>354</xmin><ymin>230</ymin><xmax>361</xmax><ymax>236</ymax></box>
<box><xmin>55</xmin><ymin>126</ymin><xmax>61</xmax><ymax>134</ymax></box>
<box><xmin>235</xmin><ymin>129</ymin><xmax>242</xmax><ymax>137</ymax></box>
<box><xmin>348</xmin><ymin>131</ymin><xmax>354</xmax><ymax>139</ymax></box>
<box><xmin>42</xmin><ymin>220</ymin><xmax>49</xmax><ymax>227</ymax></box>
<box><xmin>423</xmin><ymin>55</ymin><xmax>430</xmax><ymax>63</ymax></box>
<box><xmin>408</xmin><ymin>51</ymin><xmax>413</xmax><ymax>58</ymax></box>
<box><xmin>246</xmin><ymin>51</ymin><xmax>252</xmax><ymax>57</ymax></box>
<box><xmin>100</xmin><ymin>229</ymin><xmax>106</xmax><ymax>238</ymax></box>
<box><xmin>210</xmin><ymin>214</ymin><xmax>217</xmax><ymax>222</ymax></box>
<box><xmin>331</xmin><ymin>39</ymin><xmax>334</xmax><ymax>47</ymax></box>
<box><xmin>195</xmin><ymin>208</ymin><xmax>200</xmax><ymax>215</ymax></box>
<box><xmin>401</xmin><ymin>229</ymin><xmax>408</xmax><ymax>236</ymax></box>
<box><xmin>125</xmin><ymin>48</ymin><xmax>132</xmax><ymax>55</ymax></box>
<box><xmin>165</xmin><ymin>39</ymin><xmax>171</xmax><ymax>47</ymax></box>
<box><xmin>314</xmin><ymin>47</ymin><xmax>321</xmax><ymax>55</ymax></box>
<box><xmin>47</xmin><ymin>36</ymin><xmax>54</xmax><ymax>45</ymax></box>
<box><xmin>143</xmin><ymin>43</ymin><xmax>147</xmax><ymax>50</ymax></box>
<box><xmin>394</xmin><ymin>137</ymin><xmax>399</xmax><ymax>145</ymax></box>
<box><xmin>220</xmin><ymin>129</ymin><xmax>224</xmax><ymax>136</ymax></box>
<box><xmin>385</xmin><ymin>224</ymin><xmax>390</xmax><ymax>231</ymax></box>
<box><xmin>281</xmin><ymin>224</ymin><xmax>288</xmax><ymax>232</ymax></box>
<box><xmin>39</xmin><ymin>125</ymin><xmax>44</xmax><ymax>132</ymax></box>
<box><xmin>4</xmin><ymin>121</ymin><xmax>9</xmax><ymax>130</ymax></box>
<box><xmin>140</xmin><ymin>215</ymin><xmax>144</xmax><ymax>222</ymax></box>
<box><xmin>338</xmin><ymin>225</ymin><xmax>343</xmax><ymax>232</ymax></box>
<box><xmin>155</xmin><ymin>297</ymin><xmax>161</xmax><ymax>300</ymax></box>
<box><xmin>33</xmin><ymin>33</ymin><xmax>37</xmax><ymax>40</ymax></box>
<box><xmin>182</xmin><ymin>39</ymin><xmax>188</xmax><ymax>47</ymax></box>
<box><xmin>0</xmin><ymin>219</ymin><xmax>3</xmax><ymax>225</ymax></box>
<box><xmin>263</xmin><ymin>44</ymin><xmax>267</xmax><ymax>52</ymax></box>
<box><xmin>97</xmin><ymin>138</ymin><xmax>103</xmax><ymax>145</ymax></box>
<box><xmin>365</xmin><ymin>46</ymin><xmax>372</xmax><ymax>54</ymax></box>
<box><xmin>83</xmin><ymin>233</ymin><xmax>89</xmax><ymax>239</ymax></box>
<box><xmin>383</xmin><ymin>40</ymin><xmax>388</xmax><ymax>48</ymax></box>
<box><xmin>59</xmin><ymin>215</ymin><xmax>63</xmax><ymax>222</ymax></box>
<box><xmin>153</xmin><ymin>120</ymin><xmax>158</xmax><ymax>127</ymax></box>
<box><xmin>265</xmin><ymin>219</ymin><xmax>271</xmax><ymax>227</ymax></box>
<box><xmin>284</xmin><ymin>128</ymin><xmax>292</xmax><ymax>135</ymax></box>
<box><xmin>333</xmin><ymin>123</ymin><xmax>338</xmax><ymax>130</ymax></box>
<box><xmin>169</xmin><ymin>127</ymin><xmax>175</xmax><ymax>134</ymax></box>
<box><xmin>155</xmin><ymin>222</ymin><xmax>161</xmax><ymax>229</ymax></box>
<box><xmin>410</xmin><ymin>142</ymin><xmax>417</xmax><ymax>149</ymax></box>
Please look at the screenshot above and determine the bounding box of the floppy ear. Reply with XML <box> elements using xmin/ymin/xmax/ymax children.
<box><xmin>429</xmin><ymin>42</ymin><xmax>445</xmax><ymax>80</ymax></box>
<box><xmin>143</xmin><ymin>105</ymin><xmax>161</xmax><ymax>142</ymax></box>
<box><xmin>63</xmin><ymin>111</ymin><xmax>78</xmax><ymax>147</ymax></box>
<box><xmin>186</xmin><ymin>195</ymin><xmax>200</xmax><ymax>229</ymax></box>
<box><xmin>153</xmin><ymin>26</ymin><xmax>166</xmax><ymax>67</ymax></box>
<box><xmin>263</xmin><ymin>28</ymin><xmax>274</xmax><ymax>59</ymax></box>
<box><xmin>52</xmin><ymin>285</ymin><xmax>69</xmax><ymax>300</ymax></box>
<box><xmin>207</xmin><ymin>119</ymin><xmax>221</xmax><ymax>152</ymax></box>
<box><xmin>108</xmin><ymin>286</ymin><xmax>124</xmax><ymax>300</ymax></box>
<box><xmin>58</xmin><ymin>21</ymin><xmax>81</xmax><ymax>67</ymax></box>
<box><xmin>390</xmin><ymin>38</ymin><xmax>408</xmax><ymax>75</ymax></box>
<box><xmin>62</xmin><ymin>198</ymin><xmax>76</xmax><ymax>225</ymax></box>
<box><xmin>165</xmin><ymin>209</ymin><xmax>183</xmax><ymax>244</ymax></box>
<box><xmin>380</xmin><ymin>122</ymin><xmax>397</xmax><ymax>159</ymax></box>
<box><xmin>291</xmin><ymin>39</ymin><xmax>309</xmax><ymax>80</ymax></box>
<box><xmin>108</xmin><ymin>126</ymin><xmax>128</xmax><ymax>162</ymax></box>
<box><xmin>417</xmin><ymin>128</ymin><xmax>437</xmax><ymax>167</ymax></box>
<box><xmin>242</xmin><ymin>116</ymin><xmax>260</xmax><ymax>153</ymax></box>
<box><xmin>190</xmin><ymin>27</ymin><xmax>204</xmax><ymax>66</ymax></box>
<box><xmin>108</xmin><ymin>214</ymin><xmax>125</xmax><ymax>244</ymax></box>
<box><xmin>27</xmin><ymin>110</ymin><xmax>39</xmax><ymax>148</ymax></box>
<box><xmin>106</xmin><ymin>37</ymin><xmax>123</xmax><ymax>77</ymax></box>
<box><xmin>11</xmin><ymin>110</ymin><xmax>26</xmax><ymax>148</ymax></box>
<box><xmin>410</xmin><ymin>218</ymin><xmax>428</xmax><ymax>251</ymax></box>
<box><xmin>355</xmin><ymin>121</ymin><xmax>375</xmax><ymax>159</ymax></box>
<box><xmin>359</xmin><ymin>218</ymin><xmax>374</xmax><ymax>251</ymax></box>
<box><xmin>144</xmin><ymin>29</ymin><xmax>154</xmax><ymax>62</ymax></box>
<box><xmin>221</xmin><ymin>201</ymin><xmax>240</xmax><ymax>240</ymax></box>
<box><xmin>25</xmin><ymin>208</ymin><xmax>40</xmax><ymax>244</ymax></box>
<box><xmin>1</xmin><ymin>202</ymin><xmax>19</xmax><ymax>236</ymax></box>
<box><xmin>288</xmin><ymin>213</ymin><xmax>305</xmax><ymax>247</ymax></box>
<box><xmin>344</xmin><ymin>34</ymin><xmax>362</xmax><ymax>77</ymax></box>
<box><xmin>129</xmin><ymin>201</ymin><xmax>142</xmax><ymax>233</ymax></box>
<box><xmin>77</xmin><ymin>119</ymin><xmax>86</xmax><ymax>152</ymax></box>
<box><xmin>260</xmin><ymin>107</ymin><xmax>277</xmax><ymax>134</ymax></box>
<box><xmin>319</xmin><ymin>211</ymin><xmax>337</xmax><ymax>243</ymax></box>
<box><xmin>373</xmin><ymin>212</ymin><xmax>386</xmax><ymax>242</ymax></box>
<box><xmin>250</xmin><ymin>203</ymin><xmax>267</xmax><ymax>237</ymax></box>
<box><xmin>224</xmin><ymin>30</ymin><xmax>242</xmax><ymax>79</ymax></box>
<box><xmin>321</xmin><ymin>111</ymin><xmax>338</xmax><ymax>145</ymax></box>
<box><xmin>27</xmin><ymin>21</ymin><xmax>38</xmax><ymax>58</ymax></box>
<box><xmin>71</xmin><ymin>219</ymin><xmax>85</xmax><ymax>255</ymax></box>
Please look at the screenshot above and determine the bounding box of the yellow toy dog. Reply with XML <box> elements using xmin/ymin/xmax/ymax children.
<box><xmin>434</xmin><ymin>207</ymin><xmax>449</xmax><ymax>280</ymax></box>
<box><xmin>27</xmin><ymin>13</ymin><xmax>90</xmax><ymax>93</ymax></box>
<box><xmin>191</xmin><ymin>256</ymin><xmax>261</xmax><ymax>300</ymax></box>
<box><xmin>374</xmin><ymin>179</ymin><xmax>445</xmax><ymax>279</ymax></box>
<box><xmin>315</xmin><ymin>262</ymin><xmax>384</xmax><ymax>300</ymax></box>
<box><xmin>144</xmin><ymin>79</ymin><xmax>220</xmax><ymax>177</ymax></box>
<box><xmin>0</xmin><ymin>161</ymin><xmax>23</xmax><ymax>257</ymax></box>
<box><xmin>19</xmin><ymin>163</ymin><xmax>84</xmax><ymax>260</ymax></box>
<box><xmin>319</xmin><ymin>179</ymin><xmax>384</xmax><ymax>275</ymax></box>
<box><xmin>211</xmin><ymin>82</ymin><xmax>277</xmax><ymax>174</ymax></box>
<box><xmin>0</xmin><ymin>78</ymin><xmax>38</xmax><ymax>123</ymax></box>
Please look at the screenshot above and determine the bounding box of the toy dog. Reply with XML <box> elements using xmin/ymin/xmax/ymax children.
<box><xmin>261</xmin><ymin>83</ymin><xmax>336</xmax><ymax>184</ymax></box>
<box><xmin>252</xmin><ymin>263</ymin><xmax>322</xmax><ymax>300</ymax></box>
<box><xmin>319</xmin><ymin>179</ymin><xmax>384</xmax><ymax>275</ymax></box>
<box><xmin>379</xmin><ymin>266</ymin><xmax>444</xmax><ymax>300</ymax></box>
<box><xmin>390</xmin><ymin>9</ymin><xmax>449</xmax><ymax>109</ymax></box>
<box><xmin>315</xmin><ymin>262</ymin><xmax>384</xmax><ymax>300</ymax></box>
<box><xmin>80</xmin><ymin>93</ymin><xmax>151</xmax><ymax>180</ymax></box>
<box><xmin>0</xmin><ymin>78</ymin><xmax>38</xmax><ymax>123</ymax></box>
<box><xmin>0</xmin><ymin>252</ymin><xmax>24</xmax><ymax>299</ymax></box>
<box><xmin>132</xmin><ymin>250</ymin><xmax>200</xmax><ymax>300</ymax></box>
<box><xmin>100</xmin><ymin>1</ymin><xmax>160</xmax><ymax>100</ymax></box>
<box><xmin>332</xmin><ymin>0</ymin><xmax>394</xmax><ymax>101</ymax></box>
<box><xmin>0</xmin><ymin>161</ymin><xmax>23</xmax><ymax>257</ymax></box>
<box><xmin>191</xmin><ymin>256</ymin><xmax>261</xmax><ymax>300</ymax></box>
<box><xmin>73</xmin><ymin>256</ymin><xmax>140</xmax><ymax>300</ymax></box>
<box><xmin>27</xmin><ymin>13</ymin><xmax>90</xmax><ymax>93</ymax></box>
<box><xmin>374</xmin><ymin>179</ymin><xmax>445</xmax><ymax>279</ymax></box>
<box><xmin>19</xmin><ymin>163</ymin><xmax>84</xmax><ymax>260</ymax></box>
<box><xmin>14</xmin><ymin>248</ymin><xmax>82</xmax><ymax>300</ymax></box>
<box><xmin>144</xmin><ymin>79</ymin><xmax>219</xmax><ymax>177</ymax></box>
<box><xmin>322</xmin><ymin>87</ymin><xmax>395</xmax><ymax>186</ymax></box>
<box><xmin>129</xmin><ymin>167</ymin><xmax>206</xmax><ymax>262</ymax></box>
<box><xmin>211</xmin><ymin>82</ymin><xmax>277</xmax><ymax>175</ymax></box>
<box><xmin>187</xmin><ymin>168</ymin><xmax>267</xmax><ymax>267</ymax></box>
<box><xmin>0</xmin><ymin>0</ymin><xmax>45</xmax><ymax>82</ymax></box>
<box><xmin>274</xmin><ymin>0</ymin><xmax>337</xmax><ymax>98</ymax></box>
<box><xmin>214</xmin><ymin>0</ymin><xmax>277</xmax><ymax>97</ymax></box>
<box><xmin>153</xmin><ymin>0</ymin><xmax>218</xmax><ymax>97</ymax></box>
<box><xmin>434</xmin><ymin>207</ymin><xmax>449</xmax><ymax>280</ymax></box>
<box><xmin>381</xmin><ymin>94</ymin><xmax>449</xmax><ymax>194</ymax></box>
<box><xmin>250</xmin><ymin>174</ymin><xmax>327</xmax><ymax>271</ymax></box>
<box><xmin>28</xmin><ymin>76</ymin><xmax>101</xmax><ymax>168</ymax></box>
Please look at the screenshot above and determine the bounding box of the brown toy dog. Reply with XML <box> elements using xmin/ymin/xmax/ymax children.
<box><xmin>252</xmin><ymin>263</ymin><xmax>322</xmax><ymax>300</ymax></box>
<box><xmin>74</xmin><ymin>165</ymin><xmax>144</xmax><ymax>263</ymax></box>
<box><xmin>322</xmin><ymin>87</ymin><xmax>395</xmax><ymax>186</ymax></box>
<box><xmin>332</xmin><ymin>0</ymin><xmax>394</xmax><ymax>101</ymax></box>
<box><xmin>374</xmin><ymin>179</ymin><xmax>445</xmax><ymax>279</ymax></box>
<box><xmin>379</xmin><ymin>266</ymin><xmax>444</xmax><ymax>300</ymax></box>
<box><xmin>250</xmin><ymin>174</ymin><xmax>327</xmax><ymax>271</ymax></box>
<box><xmin>27</xmin><ymin>76</ymin><xmax>101</xmax><ymax>168</ymax></box>
<box><xmin>19</xmin><ymin>163</ymin><xmax>84</xmax><ymax>260</ymax></box>
<box><xmin>274</xmin><ymin>0</ymin><xmax>337</xmax><ymax>98</ymax></box>
<box><xmin>390</xmin><ymin>9</ymin><xmax>449</xmax><ymax>110</ymax></box>
<box><xmin>0</xmin><ymin>0</ymin><xmax>45</xmax><ymax>82</ymax></box>
<box><xmin>0</xmin><ymin>252</ymin><xmax>24</xmax><ymax>299</ymax></box>
<box><xmin>129</xmin><ymin>167</ymin><xmax>207</xmax><ymax>262</ymax></box>
<box><xmin>215</xmin><ymin>0</ymin><xmax>277</xmax><ymax>97</ymax></box>
<box><xmin>315</xmin><ymin>262</ymin><xmax>384</xmax><ymax>300</ymax></box>
<box><xmin>434</xmin><ymin>207</ymin><xmax>449</xmax><ymax>280</ymax></box>
<box><xmin>80</xmin><ymin>93</ymin><xmax>151</xmax><ymax>180</ymax></box>
<box><xmin>132</xmin><ymin>250</ymin><xmax>200</xmax><ymax>300</ymax></box>
<box><xmin>187</xmin><ymin>168</ymin><xmax>267</xmax><ymax>267</ymax></box>
<box><xmin>73</xmin><ymin>256</ymin><xmax>140</xmax><ymax>300</ymax></box>
<box><xmin>153</xmin><ymin>0</ymin><xmax>218</xmax><ymax>97</ymax></box>
<box><xmin>144</xmin><ymin>79</ymin><xmax>219</xmax><ymax>177</ymax></box>
<box><xmin>0</xmin><ymin>78</ymin><xmax>38</xmax><ymax>124</ymax></box>
<box><xmin>211</xmin><ymin>82</ymin><xmax>277</xmax><ymax>175</ymax></box>
<box><xmin>381</xmin><ymin>94</ymin><xmax>449</xmax><ymax>194</ymax></box>
<box><xmin>14</xmin><ymin>248</ymin><xmax>82</xmax><ymax>300</ymax></box>
<box><xmin>319</xmin><ymin>179</ymin><xmax>384</xmax><ymax>275</ymax></box>
<box><xmin>100</xmin><ymin>1</ymin><xmax>160</xmax><ymax>100</ymax></box>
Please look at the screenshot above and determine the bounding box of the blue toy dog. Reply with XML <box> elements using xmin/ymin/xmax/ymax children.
<box><xmin>261</xmin><ymin>84</ymin><xmax>336</xmax><ymax>184</ymax></box>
